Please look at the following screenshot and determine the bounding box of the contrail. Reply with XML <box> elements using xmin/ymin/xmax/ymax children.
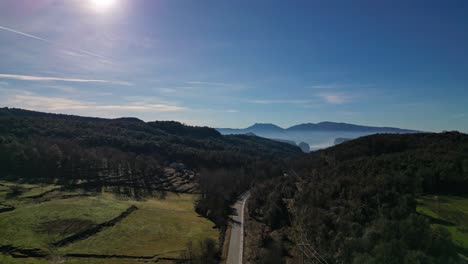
<box><xmin>0</xmin><ymin>25</ymin><xmax>110</xmax><ymax>61</ymax></box>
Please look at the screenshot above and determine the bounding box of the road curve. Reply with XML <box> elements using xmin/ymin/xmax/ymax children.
<box><xmin>226</xmin><ymin>192</ymin><xmax>250</xmax><ymax>264</ymax></box>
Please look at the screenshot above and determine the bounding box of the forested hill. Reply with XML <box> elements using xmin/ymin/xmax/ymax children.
<box><xmin>0</xmin><ymin>107</ymin><xmax>301</xmax><ymax>228</ymax></box>
<box><xmin>0</xmin><ymin>107</ymin><xmax>301</xmax><ymax>173</ymax></box>
<box><xmin>315</xmin><ymin>132</ymin><xmax>468</xmax><ymax>193</ymax></box>
<box><xmin>249</xmin><ymin>132</ymin><xmax>468</xmax><ymax>263</ymax></box>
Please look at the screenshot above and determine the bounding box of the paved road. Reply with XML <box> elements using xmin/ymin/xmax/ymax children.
<box><xmin>226</xmin><ymin>192</ymin><xmax>250</xmax><ymax>264</ymax></box>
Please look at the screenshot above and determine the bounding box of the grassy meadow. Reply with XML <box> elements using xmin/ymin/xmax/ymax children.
<box><xmin>417</xmin><ymin>194</ymin><xmax>468</xmax><ymax>259</ymax></box>
<box><xmin>0</xmin><ymin>181</ymin><xmax>217</xmax><ymax>263</ymax></box>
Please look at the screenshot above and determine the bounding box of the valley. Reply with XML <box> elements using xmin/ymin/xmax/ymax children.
<box><xmin>217</xmin><ymin>122</ymin><xmax>419</xmax><ymax>151</ymax></box>
<box><xmin>1</xmin><ymin>109</ymin><xmax>467</xmax><ymax>264</ymax></box>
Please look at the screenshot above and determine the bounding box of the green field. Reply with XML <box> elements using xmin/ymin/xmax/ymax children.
<box><xmin>0</xmin><ymin>181</ymin><xmax>218</xmax><ymax>263</ymax></box>
<box><xmin>61</xmin><ymin>192</ymin><xmax>218</xmax><ymax>258</ymax></box>
<box><xmin>0</xmin><ymin>181</ymin><xmax>60</xmax><ymax>202</ymax></box>
<box><xmin>417</xmin><ymin>194</ymin><xmax>468</xmax><ymax>259</ymax></box>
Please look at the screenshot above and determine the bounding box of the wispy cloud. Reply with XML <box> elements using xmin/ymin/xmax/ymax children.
<box><xmin>158</xmin><ymin>88</ymin><xmax>178</xmax><ymax>94</ymax></box>
<box><xmin>0</xmin><ymin>25</ymin><xmax>109</xmax><ymax>61</ymax></box>
<box><xmin>0</xmin><ymin>85</ymin><xmax>112</xmax><ymax>97</ymax></box>
<box><xmin>43</xmin><ymin>85</ymin><xmax>113</xmax><ymax>96</ymax></box>
<box><xmin>0</xmin><ymin>74</ymin><xmax>132</xmax><ymax>86</ymax></box>
<box><xmin>155</xmin><ymin>87</ymin><xmax>195</xmax><ymax>95</ymax></box>
<box><xmin>61</xmin><ymin>50</ymin><xmax>87</xmax><ymax>58</ymax></box>
<box><xmin>189</xmin><ymin>108</ymin><xmax>240</xmax><ymax>113</ymax></box>
<box><xmin>123</xmin><ymin>95</ymin><xmax>181</xmax><ymax>105</ymax></box>
<box><xmin>45</xmin><ymin>85</ymin><xmax>79</xmax><ymax>93</ymax></box>
<box><xmin>0</xmin><ymin>90</ymin><xmax>186</xmax><ymax>113</ymax></box>
<box><xmin>451</xmin><ymin>113</ymin><xmax>468</xmax><ymax>120</ymax></box>
<box><xmin>310</xmin><ymin>83</ymin><xmax>343</xmax><ymax>89</ymax></box>
<box><xmin>185</xmin><ymin>81</ymin><xmax>236</xmax><ymax>87</ymax></box>
<box><xmin>246</xmin><ymin>99</ymin><xmax>316</xmax><ymax>104</ymax></box>
<box><xmin>0</xmin><ymin>81</ymin><xmax>8</xmax><ymax>86</ymax></box>
<box><xmin>318</xmin><ymin>93</ymin><xmax>352</xmax><ymax>104</ymax></box>
<box><xmin>310</xmin><ymin>83</ymin><xmax>373</xmax><ymax>89</ymax></box>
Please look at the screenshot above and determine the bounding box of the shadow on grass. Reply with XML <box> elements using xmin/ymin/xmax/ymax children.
<box><xmin>455</xmin><ymin>245</ymin><xmax>468</xmax><ymax>260</ymax></box>
<box><xmin>417</xmin><ymin>212</ymin><xmax>456</xmax><ymax>226</ymax></box>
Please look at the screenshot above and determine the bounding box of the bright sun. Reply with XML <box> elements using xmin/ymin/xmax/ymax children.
<box><xmin>89</xmin><ymin>0</ymin><xmax>117</xmax><ymax>11</ymax></box>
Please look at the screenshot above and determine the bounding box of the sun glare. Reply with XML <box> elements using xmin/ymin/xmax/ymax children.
<box><xmin>89</xmin><ymin>0</ymin><xmax>117</xmax><ymax>12</ymax></box>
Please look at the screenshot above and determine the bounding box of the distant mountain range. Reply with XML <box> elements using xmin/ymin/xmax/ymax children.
<box><xmin>218</xmin><ymin>122</ymin><xmax>418</xmax><ymax>134</ymax></box>
<box><xmin>217</xmin><ymin>122</ymin><xmax>419</xmax><ymax>151</ymax></box>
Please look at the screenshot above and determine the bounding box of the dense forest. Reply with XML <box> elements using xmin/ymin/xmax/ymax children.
<box><xmin>3</xmin><ymin>108</ymin><xmax>468</xmax><ymax>263</ymax></box>
<box><xmin>0</xmin><ymin>108</ymin><xmax>301</xmax><ymax>229</ymax></box>
<box><xmin>249</xmin><ymin>132</ymin><xmax>468</xmax><ymax>263</ymax></box>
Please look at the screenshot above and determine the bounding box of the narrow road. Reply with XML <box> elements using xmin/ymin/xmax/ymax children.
<box><xmin>226</xmin><ymin>192</ymin><xmax>250</xmax><ymax>264</ymax></box>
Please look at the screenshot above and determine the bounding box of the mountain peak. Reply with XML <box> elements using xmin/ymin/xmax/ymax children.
<box><xmin>287</xmin><ymin>122</ymin><xmax>418</xmax><ymax>132</ymax></box>
<box><xmin>247</xmin><ymin>123</ymin><xmax>284</xmax><ymax>130</ymax></box>
<box><xmin>317</xmin><ymin>121</ymin><xmax>344</xmax><ymax>125</ymax></box>
<box><xmin>112</xmin><ymin>117</ymin><xmax>145</xmax><ymax>123</ymax></box>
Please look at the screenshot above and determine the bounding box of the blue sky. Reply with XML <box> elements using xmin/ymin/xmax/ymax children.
<box><xmin>0</xmin><ymin>0</ymin><xmax>467</xmax><ymax>131</ymax></box>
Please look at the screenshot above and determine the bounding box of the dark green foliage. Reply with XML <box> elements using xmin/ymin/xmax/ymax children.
<box><xmin>197</xmin><ymin>238</ymin><xmax>218</xmax><ymax>264</ymax></box>
<box><xmin>251</xmin><ymin>132</ymin><xmax>468</xmax><ymax>263</ymax></box>
<box><xmin>249</xmin><ymin>176</ymin><xmax>294</xmax><ymax>230</ymax></box>
<box><xmin>260</xmin><ymin>239</ymin><xmax>285</xmax><ymax>264</ymax></box>
<box><xmin>181</xmin><ymin>238</ymin><xmax>219</xmax><ymax>264</ymax></box>
<box><xmin>7</xmin><ymin>184</ymin><xmax>25</xmax><ymax>197</ymax></box>
<box><xmin>148</xmin><ymin>121</ymin><xmax>222</xmax><ymax>139</ymax></box>
<box><xmin>0</xmin><ymin>108</ymin><xmax>299</xmax><ymax>176</ymax></box>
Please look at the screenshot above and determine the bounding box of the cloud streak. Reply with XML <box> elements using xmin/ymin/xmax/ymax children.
<box><xmin>451</xmin><ymin>113</ymin><xmax>468</xmax><ymax>120</ymax></box>
<box><xmin>246</xmin><ymin>99</ymin><xmax>316</xmax><ymax>104</ymax></box>
<box><xmin>246</xmin><ymin>93</ymin><xmax>355</xmax><ymax>106</ymax></box>
<box><xmin>1</xmin><ymin>91</ymin><xmax>186</xmax><ymax>113</ymax></box>
<box><xmin>185</xmin><ymin>81</ymin><xmax>236</xmax><ymax>87</ymax></box>
<box><xmin>0</xmin><ymin>74</ymin><xmax>132</xmax><ymax>85</ymax></box>
<box><xmin>318</xmin><ymin>93</ymin><xmax>351</xmax><ymax>104</ymax></box>
<box><xmin>0</xmin><ymin>25</ymin><xmax>109</xmax><ymax>61</ymax></box>
<box><xmin>310</xmin><ymin>84</ymin><xmax>343</xmax><ymax>89</ymax></box>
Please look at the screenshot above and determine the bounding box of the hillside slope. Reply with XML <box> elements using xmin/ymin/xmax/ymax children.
<box><xmin>249</xmin><ymin>132</ymin><xmax>468</xmax><ymax>263</ymax></box>
<box><xmin>0</xmin><ymin>108</ymin><xmax>300</xmax><ymax>175</ymax></box>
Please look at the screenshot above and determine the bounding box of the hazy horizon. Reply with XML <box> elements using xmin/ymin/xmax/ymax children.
<box><xmin>1</xmin><ymin>0</ymin><xmax>467</xmax><ymax>132</ymax></box>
